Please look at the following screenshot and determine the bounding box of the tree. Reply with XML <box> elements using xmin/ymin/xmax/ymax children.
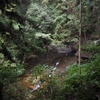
<box><xmin>0</xmin><ymin>0</ymin><xmax>46</xmax><ymax>99</ymax></box>
<box><xmin>82</xmin><ymin>0</ymin><xmax>100</xmax><ymax>39</ymax></box>
<box><xmin>78</xmin><ymin>0</ymin><xmax>82</xmax><ymax>74</ymax></box>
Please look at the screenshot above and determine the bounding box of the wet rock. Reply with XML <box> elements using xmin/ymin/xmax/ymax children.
<box><xmin>47</xmin><ymin>43</ymin><xmax>78</xmax><ymax>55</ymax></box>
<box><xmin>57</xmin><ymin>47</ymin><xmax>72</xmax><ymax>54</ymax></box>
<box><xmin>47</xmin><ymin>44</ymin><xmax>77</xmax><ymax>58</ymax></box>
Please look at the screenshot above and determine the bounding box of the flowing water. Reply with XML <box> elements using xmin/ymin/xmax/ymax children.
<box><xmin>25</xmin><ymin>51</ymin><xmax>77</xmax><ymax>73</ymax></box>
<box><xmin>3</xmin><ymin>51</ymin><xmax>77</xmax><ymax>100</ymax></box>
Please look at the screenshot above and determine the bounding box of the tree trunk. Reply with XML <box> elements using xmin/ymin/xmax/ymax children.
<box><xmin>78</xmin><ymin>0</ymin><xmax>82</xmax><ymax>75</ymax></box>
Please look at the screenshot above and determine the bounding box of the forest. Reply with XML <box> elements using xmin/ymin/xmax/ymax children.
<box><xmin>0</xmin><ymin>0</ymin><xmax>100</xmax><ymax>100</ymax></box>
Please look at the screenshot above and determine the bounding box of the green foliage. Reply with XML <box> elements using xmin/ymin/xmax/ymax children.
<box><xmin>62</xmin><ymin>54</ymin><xmax>100</xmax><ymax>100</ymax></box>
<box><xmin>82</xmin><ymin>41</ymin><xmax>100</xmax><ymax>53</ymax></box>
<box><xmin>49</xmin><ymin>0</ymin><xmax>79</xmax><ymax>45</ymax></box>
<box><xmin>82</xmin><ymin>0</ymin><xmax>100</xmax><ymax>35</ymax></box>
<box><xmin>32</xmin><ymin>65</ymin><xmax>45</xmax><ymax>77</ymax></box>
<box><xmin>27</xmin><ymin>0</ymin><xmax>79</xmax><ymax>46</ymax></box>
<box><xmin>0</xmin><ymin>1</ymin><xmax>49</xmax><ymax>91</ymax></box>
<box><xmin>26</xmin><ymin>2</ymin><xmax>52</xmax><ymax>32</ymax></box>
<box><xmin>1</xmin><ymin>0</ymin><xmax>100</xmax><ymax>99</ymax></box>
<box><xmin>0</xmin><ymin>53</ymin><xmax>25</xmax><ymax>84</ymax></box>
<box><xmin>30</xmin><ymin>53</ymin><xmax>100</xmax><ymax>100</ymax></box>
<box><xmin>33</xmin><ymin>75</ymin><xmax>63</xmax><ymax>100</ymax></box>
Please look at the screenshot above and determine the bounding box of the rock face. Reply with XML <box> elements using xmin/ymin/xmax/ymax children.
<box><xmin>57</xmin><ymin>47</ymin><xmax>72</xmax><ymax>54</ymax></box>
<box><xmin>47</xmin><ymin>45</ymin><xmax>75</xmax><ymax>56</ymax></box>
<box><xmin>75</xmin><ymin>50</ymin><xmax>94</xmax><ymax>58</ymax></box>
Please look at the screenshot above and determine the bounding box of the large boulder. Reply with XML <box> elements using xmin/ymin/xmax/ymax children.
<box><xmin>47</xmin><ymin>44</ymin><xmax>76</xmax><ymax>56</ymax></box>
<box><xmin>57</xmin><ymin>47</ymin><xmax>72</xmax><ymax>54</ymax></box>
<box><xmin>75</xmin><ymin>50</ymin><xmax>94</xmax><ymax>58</ymax></box>
<box><xmin>47</xmin><ymin>45</ymin><xmax>72</xmax><ymax>53</ymax></box>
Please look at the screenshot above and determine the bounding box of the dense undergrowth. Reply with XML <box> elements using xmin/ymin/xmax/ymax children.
<box><xmin>63</xmin><ymin>54</ymin><xmax>100</xmax><ymax>100</ymax></box>
<box><xmin>32</xmin><ymin>52</ymin><xmax>100</xmax><ymax>100</ymax></box>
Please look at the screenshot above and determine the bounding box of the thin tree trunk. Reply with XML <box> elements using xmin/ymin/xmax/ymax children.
<box><xmin>78</xmin><ymin>0</ymin><xmax>82</xmax><ymax>75</ymax></box>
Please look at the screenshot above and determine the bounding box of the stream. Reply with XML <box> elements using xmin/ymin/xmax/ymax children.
<box><xmin>25</xmin><ymin>51</ymin><xmax>77</xmax><ymax>74</ymax></box>
<box><xmin>21</xmin><ymin>51</ymin><xmax>77</xmax><ymax>91</ymax></box>
<box><xmin>3</xmin><ymin>51</ymin><xmax>77</xmax><ymax>100</ymax></box>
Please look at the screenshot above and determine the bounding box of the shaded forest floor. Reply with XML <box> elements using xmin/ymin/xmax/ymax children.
<box><xmin>3</xmin><ymin>51</ymin><xmax>77</xmax><ymax>100</ymax></box>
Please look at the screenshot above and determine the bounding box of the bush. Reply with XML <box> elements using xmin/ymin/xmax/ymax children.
<box><xmin>62</xmin><ymin>54</ymin><xmax>100</xmax><ymax>100</ymax></box>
